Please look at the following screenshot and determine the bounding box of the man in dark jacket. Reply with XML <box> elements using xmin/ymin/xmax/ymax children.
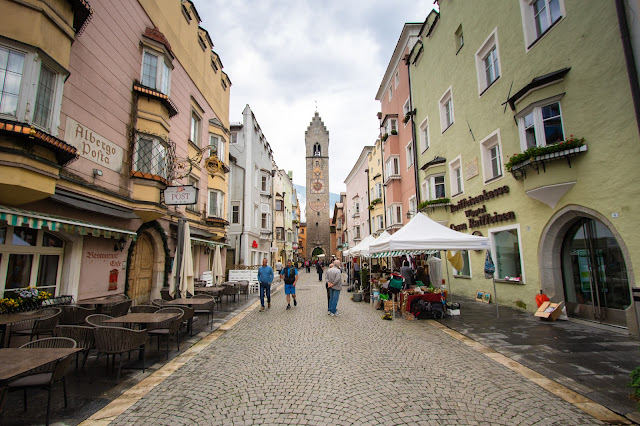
<box><xmin>281</xmin><ymin>259</ymin><xmax>299</xmax><ymax>310</ymax></box>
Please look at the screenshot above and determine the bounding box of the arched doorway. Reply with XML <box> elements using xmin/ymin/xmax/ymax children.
<box><xmin>128</xmin><ymin>233</ymin><xmax>154</xmax><ymax>305</ymax></box>
<box><xmin>561</xmin><ymin>217</ymin><xmax>631</xmax><ymax>327</ymax></box>
<box><xmin>311</xmin><ymin>247</ymin><xmax>324</xmax><ymax>259</ymax></box>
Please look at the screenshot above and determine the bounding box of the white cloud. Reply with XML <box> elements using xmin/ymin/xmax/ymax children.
<box><xmin>192</xmin><ymin>0</ymin><xmax>436</xmax><ymax>193</ymax></box>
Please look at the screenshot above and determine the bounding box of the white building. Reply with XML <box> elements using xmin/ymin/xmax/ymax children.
<box><xmin>344</xmin><ymin>146</ymin><xmax>373</xmax><ymax>250</ymax></box>
<box><xmin>228</xmin><ymin>105</ymin><xmax>274</xmax><ymax>267</ymax></box>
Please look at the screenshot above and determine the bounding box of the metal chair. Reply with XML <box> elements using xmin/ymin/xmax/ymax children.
<box><xmin>9</xmin><ymin>337</ymin><xmax>77</xmax><ymax>425</ymax></box>
<box><xmin>192</xmin><ymin>295</ymin><xmax>216</xmax><ymax>330</ymax></box>
<box><xmin>54</xmin><ymin>325</ymin><xmax>95</xmax><ymax>369</ymax></box>
<box><xmin>130</xmin><ymin>304</ymin><xmax>158</xmax><ymax>313</ymax></box>
<box><xmin>148</xmin><ymin>308</ymin><xmax>184</xmax><ymax>359</ymax></box>
<box><xmin>9</xmin><ymin>308</ymin><xmax>62</xmax><ymax>346</ymax></box>
<box><xmin>59</xmin><ymin>305</ymin><xmax>96</xmax><ymax>325</ymax></box>
<box><xmin>85</xmin><ymin>314</ymin><xmax>114</xmax><ymax>328</ymax></box>
<box><xmin>91</xmin><ymin>326</ymin><xmax>147</xmax><ymax>383</ymax></box>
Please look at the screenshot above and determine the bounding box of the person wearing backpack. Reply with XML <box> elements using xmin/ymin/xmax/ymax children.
<box><xmin>281</xmin><ymin>259</ymin><xmax>299</xmax><ymax>310</ymax></box>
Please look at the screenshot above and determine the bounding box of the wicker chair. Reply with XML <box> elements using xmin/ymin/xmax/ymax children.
<box><xmin>130</xmin><ymin>305</ymin><xmax>158</xmax><ymax>313</ymax></box>
<box><xmin>85</xmin><ymin>314</ymin><xmax>115</xmax><ymax>328</ymax></box>
<box><xmin>9</xmin><ymin>337</ymin><xmax>77</xmax><ymax>425</ymax></box>
<box><xmin>102</xmin><ymin>299</ymin><xmax>132</xmax><ymax>317</ymax></box>
<box><xmin>160</xmin><ymin>289</ymin><xmax>173</xmax><ymax>301</ymax></box>
<box><xmin>148</xmin><ymin>308</ymin><xmax>184</xmax><ymax>359</ymax></box>
<box><xmin>59</xmin><ymin>305</ymin><xmax>96</xmax><ymax>325</ymax></box>
<box><xmin>91</xmin><ymin>326</ymin><xmax>147</xmax><ymax>383</ymax></box>
<box><xmin>151</xmin><ymin>299</ymin><xmax>167</xmax><ymax>307</ymax></box>
<box><xmin>54</xmin><ymin>325</ymin><xmax>95</xmax><ymax>369</ymax></box>
<box><xmin>9</xmin><ymin>308</ymin><xmax>62</xmax><ymax>346</ymax></box>
<box><xmin>236</xmin><ymin>281</ymin><xmax>250</xmax><ymax>300</ymax></box>
<box><xmin>221</xmin><ymin>284</ymin><xmax>240</xmax><ymax>304</ymax></box>
<box><xmin>192</xmin><ymin>295</ymin><xmax>216</xmax><ymax>330</ymax></box>
<box><xmin>175</xmin><ymin>305</ymin><xmax>194</xmax><ymax>336</ymax></box>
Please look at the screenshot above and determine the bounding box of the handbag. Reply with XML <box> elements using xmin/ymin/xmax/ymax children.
<box><xmin>389</xmin><ymin>277</ymin><xmax>403</xmax><ymax>290</ymax></box>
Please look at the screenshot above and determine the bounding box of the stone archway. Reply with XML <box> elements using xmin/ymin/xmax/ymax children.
<box><xmin>311</xmin><ymin>247</ymin><xmax>325</xmax><ymax>259</ymax></box>
<box><xmin>538</xmin><ymin>205</ymin><xmax>638</xmax><ymax>336</ymax></box>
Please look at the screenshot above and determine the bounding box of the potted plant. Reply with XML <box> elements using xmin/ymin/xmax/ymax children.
<box><xmin>505</xmin><ymin>136</ymin><xmax>586</xmax><ymax>172</ymax></box>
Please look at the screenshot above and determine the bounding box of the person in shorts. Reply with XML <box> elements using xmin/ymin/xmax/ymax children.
<box><xmin>281</xmin><ymin>259</ymin><xmax>299</xmax><ymax>310</ymax></box>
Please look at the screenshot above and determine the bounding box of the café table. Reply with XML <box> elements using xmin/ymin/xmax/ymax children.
<box><xmin>0</xmin><ymin>311</ymin><xmax>47</xmax><ymax>348</ymax></box>
<box><xmin>0</xmin><ymin>348</ymin><xmax>81</xmax><ymax>381</ymax></box>
<box><xmin>166</xmin><ymin>298</ymin><xmax>214</xmax><ymax>306</ymax></box>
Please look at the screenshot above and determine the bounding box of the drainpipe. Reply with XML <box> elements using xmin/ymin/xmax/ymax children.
<box><xmin>406</xmin><ymin>54</ymin><xmax>421</xmax><ymax>206</ymax></box>
<box><xmin>365</xmin><ymin>168</ymin><xmax>372</xmax><ymax>235</ymax></box>
<box><xmin>615</xmin><ymin>0</ymin><xmax>640</xmax><ymax>136</ymax></box>
<box><xmin>378</xmin><ymin>112</ymin><xmax>388</xmax><ymax>231</ymax></box>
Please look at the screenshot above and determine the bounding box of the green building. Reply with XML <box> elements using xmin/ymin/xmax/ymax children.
<box><xmin>408</xmin><ymin>1</ymin><xmax>640</xmax><ymax>336</ymax></box>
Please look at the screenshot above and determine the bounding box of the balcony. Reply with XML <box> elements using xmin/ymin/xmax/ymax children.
<box><xmin>352</xmin><ymin>211</ymin><xmax>360</xmax><ymax>218</ymax></box>
<box><xmin>508</xmin><ymin>141</ymin><xmax>587</xmax><ymax>179</ymax></box>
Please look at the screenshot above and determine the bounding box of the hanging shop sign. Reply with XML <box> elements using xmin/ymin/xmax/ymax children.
<box><xmin>252</xmin><ymin>240</ymin><xmax>258</xmax><ymax>248</ymax></box>
<box><xmin>164</xmin><ymin>186</ymin><xmax>198</xmax><ymax>205</ymax></box>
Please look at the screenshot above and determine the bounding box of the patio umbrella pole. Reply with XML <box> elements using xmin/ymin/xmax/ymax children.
<box><xmin>175</xmin><ymin>218</ymin><xmax>185</xmax><ymax>299</ymax></box>
<box><xmin>492</xmin><ymin>277</ymin><xmax>499</xmax><ymax>318</ymax></box>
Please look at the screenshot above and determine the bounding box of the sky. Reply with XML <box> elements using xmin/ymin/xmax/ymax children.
<box><xmin>191</xmin><ymin>0</ymin><xmax>437</xmax><ymax>194</ymax></box>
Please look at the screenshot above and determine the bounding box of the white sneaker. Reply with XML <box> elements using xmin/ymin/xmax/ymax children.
<box><xmin>334</xmin><ymin>312</ymin><xmax>341</xmax><ymax>316</ymax></box>
<box><xmin>327</xmin><ymin>311</ymin><xmax>332</xmax><ymax>315</ymax></box>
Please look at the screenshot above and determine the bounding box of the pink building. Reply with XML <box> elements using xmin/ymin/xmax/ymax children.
<box><xmin>375</xmin><ymin>24</ymin><xmax>422</xmax><ymax>233</ymax></box>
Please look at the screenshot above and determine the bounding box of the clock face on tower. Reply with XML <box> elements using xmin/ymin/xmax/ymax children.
<box><xmin>313</xmin><ymin>167</ymin><xmax>322</xmax><ymax>179</ymax></box>
<box><xmin>310</xmin><ymin>179</ymin><xmax>324</xmax><ymax>194</ymax></box>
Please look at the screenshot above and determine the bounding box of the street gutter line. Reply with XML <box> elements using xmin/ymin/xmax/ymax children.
<box><xmin>429</xmin><ymin>321</ymin><xmax>631</xmax><ymax>425</ymax></box>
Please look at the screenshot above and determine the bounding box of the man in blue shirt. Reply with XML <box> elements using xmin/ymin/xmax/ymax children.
<box><xmin>257</xmin><ymin>258</ymin><xmax>274</xmax><ymax>312</ymax></box>
<box><xmin>281</xmin><ymin>259</ymin><xmax>299</xmax><ymax>310</ymax></box>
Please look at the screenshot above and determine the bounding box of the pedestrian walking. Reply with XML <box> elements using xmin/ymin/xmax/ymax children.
<box><xmin>257</xmin><ymin>258</ymin><xmax>274</xmax><ymax>312</ymax></box>
<box><xmin>316</xmin><ymin>261</ymin><xmax>324</xmax><ymax>281</ymax></box>
<box><xmin>326</xmin><ymin>260</ymin><xmax>343</xmax><ymax>316</ymax></box>
<box><xmin>281</xmin><ymin>259</ymin><xmax>299</xmax><ymax>310</ymax></box>
<box><xmin>400</xmin><ymin>260</ymin><xmax>414</xmax><ymax>289</ymax></box>
<box><xmin>275</xmin><ymin>259</ymin><xmax>283</xmax><ymax>282</ymax></box>
<box><xmin>305</xmin><ymin>259</ymin><xmax>310</xmax><ymax>273</ymax></box>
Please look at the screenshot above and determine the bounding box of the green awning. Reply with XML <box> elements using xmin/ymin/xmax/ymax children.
<box><xmin>0</xmin><ymin>205</ymin><xmax>137</xmax><ymax>240</ymax></box>
<box><xmin>370</xmin><ymin>249</ymin><xmax>438</xmax><ymax>258</ymax></box>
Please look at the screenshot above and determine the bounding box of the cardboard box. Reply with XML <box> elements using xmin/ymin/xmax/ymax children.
<box><xmin>534</xmin><ymin>301</ymin><xmax>564</xmax><ymax>321</ymax></box>
<box><xmin>446</xmin><ymin>309</ymin><xmax>461</xmax><ymax>316</ymax></box>
<box><xmin>383</xmin><ymin>301</ymin><xmax>398</xmax><ymax>312</ymax></box>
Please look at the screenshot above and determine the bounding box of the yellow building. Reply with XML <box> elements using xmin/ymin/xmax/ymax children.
<box><xmin>367</xmin><ymin>138</ymin><xmax>385</xmax><ymax>235</ymax></box>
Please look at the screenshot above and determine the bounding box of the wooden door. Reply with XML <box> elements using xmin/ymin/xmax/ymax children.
<box><xmin>128</xmin><ymin>234</ymin><xmax>154</xmax><ymax>305</ymax></box>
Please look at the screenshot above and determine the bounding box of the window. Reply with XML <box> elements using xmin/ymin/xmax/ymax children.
<box><xmin>406</xmin><ymin>141</ymin><xmax>414</xmax><ymax>168</ymax></box>
<box><xmin>377</xmin><ymin>215</ymin><xmax>384</xmax><ymax>231</ymax></box>
<box><xmin>276</xmin><ymin>227</ymin><xmax>284</xmax><ymax>241</ymax></box>
<box><xmin>453</xmin><ymin>250</ymin><xmax>471</xmax><ymax>277</ymax></box>
<box><xmin>490</xmin><ymin>225</ymin><xmax>524</xmax><ymax>281</ymax></box>
<box><xmin>254</xmin><ymin>205</ymin><xmax>259</xmax><ymax>228</ymax></box>
<box><xmin>439</xmin><ymin>87</ymin><xmax>454</xmax><ymax>132</ymax></box>
<box><xmin>395</xmin><ymin>70</ymin><xmax>400</xmax><ymax>87</ymax></box>
<box><xmin>386</xmin><ymin>204</ymin><xmax>402</xmax><ymax>226</ymax></box>
<box><xmin>375</xmin><ymin>183</ymin><xmax>382</xmax><ymax>199</ymax></box>
<box><xmin>211</xmin><ymin>57</ymin><xmax>218</xmax><ymax>73</ymax></box>
<box><xmin>135</xmin><ymin>135</ymin><xmax>167</xmax><ymax>179</ymax></box>
<box><xmin>141</xmin><ymin>50</ymin><xmax>171</xmax><ymax>96</ymax></box>
<box><xmin>388</xmin><ymin>83</ymin><xmax>393</xmax><ymax>101</ymax></box>
<box><xmin>354</xmin><ymin>201</ymin><xmax>360</xmax><ymax>214</ymax></box>
<box><xmin>480</xmin><ymin>130</ymin><xmax>504</xmax><ymax>182</ymax></box>
<box><xmin>388</xmin><ymin>118</ymin><xmax>397</xmax><ymax>134</ymax></box>
<box><xmin>208</xmin><ymin>190</ymin><xmax>224</xmax><ymax>218</ymax></box>
<box><xmin>517</xmin><ymin>99</ymin><xmax>564</xmax><ymax>151</ymax></box>
<box><xmin>385</xmin><ymin>156</ymin><xmax>400</xmax><ymax>180</ymax></box>
<box><xmin>0</xmin><ymin>44</ymin><xmax>65</xmax><ymax>134</ymax></box>
<box><xmin>261</xmin><ymin>213</ymin><xmax>269</xmax><ymax>229</ymax></box>
<box><xmin>408</xmin><ymin>196</ymin><xmax>417</xmax><ymax>218</ymax></box>
<box><xmin>231</xmin><ymin>202</ymin><xmax>240</xmax><ymax>224</ymax></box>
<box><xmin>421</xmin><ymin>180</ymin><xmax>428</xmax><ymax>201</ymax></box>
<box><xmin>313</xmin><ymin>143</ymin><xmax>321</xmax><ymax>156</ymax></box>
<box><xmin>425</xmin><ymin>174</ymin><xmax>446</xmax><ymax>200</ymax></box>
<box><xmin>455</xmin><ymin>24</ymin><xmax>464</xmax><ymax>52</ymax></box>
<box><xmin>190</xmin><ymin>111</ymin><xmax>201</xmax><ymax>146</ymax></box>
<box><xmin>475</xmin><ymin>29</ymin><xmax>501</xmax><ymax>94</ymax></box>
<box><xmin>230</xmin><ymin>132</ymin><xmax>238</xmax><ymax>144</ymax></box>
<box><xmin>260</xmin><ymin>174</ymin><xmax>269</xmax><ymax>192</ymax></box>
<box><xmin>419</xmin><ymin>117</ymin><xmax>430</xmax><ymax>152</ymax></box>
<box><xmin>275</xmin><ymin>200</ymin><xmax>283</xmax><ymax>211</ymax></box>
<box><xmin>520</xmin><ymin>0</ymin><xmax>564</xmax><ymax>48</ymax></box>
<box><xmin>355</xmin><ymin>226</ymin><xmax>361</xmax><ymax>239</ymax></box>
<box><xmin>187</xmin><ymin>176</ymin><xmax>199</xmax><ymax>211</ymax></box>
<box><xmin>209</xmin><ymin>134</ymin><xmax>225</xmax><ymax>162</ymax></box>
<box><xmin>403</xmin><ymin>99</ymin><xmax>411</xmax><ymax>122</ymax></box>
<box><xmin>449</xmin><ymin>156</ymin><xmax>463</xmax><ymax>197</ymax></box>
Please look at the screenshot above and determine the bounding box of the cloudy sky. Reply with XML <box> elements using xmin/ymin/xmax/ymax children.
<box><xmin>191</xmin><ymin>0</ymin><xmax>437</xmax><ymax>193</ymax></box>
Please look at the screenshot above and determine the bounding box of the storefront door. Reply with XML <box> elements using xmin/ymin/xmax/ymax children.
<box><xmin>561</xmin><ymin>218</ymin><xmax>631</xmax><ymax>327</ymax></box>
<box><xmin>128</xmin><ymin>233</ymin><xmax>154</xmax><ymax>305</ymax></box>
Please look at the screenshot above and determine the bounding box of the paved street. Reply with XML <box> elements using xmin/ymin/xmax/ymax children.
<box><xmin>107</xmin><ymin>271</ymin><xmax>601</xmax><ymax>425</ymax></box>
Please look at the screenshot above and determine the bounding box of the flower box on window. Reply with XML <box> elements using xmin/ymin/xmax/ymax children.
<box><xmin>507</xmin><ymin>137</ymin><xmax>587</xmax><ymax>179</ymax></box>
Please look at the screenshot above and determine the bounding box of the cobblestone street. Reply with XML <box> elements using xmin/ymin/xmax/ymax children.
<box><xmin>104</xmin><ymin>271</ymin><xmax>601</xmax><ymax>425</ymax></box>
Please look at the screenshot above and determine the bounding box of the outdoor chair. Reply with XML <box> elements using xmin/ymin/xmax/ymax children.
<box><xmin>152</xmin><ymin>299</ymin><xmax>167</xmax><ymax>307</ymax></box>
<box><xmin>101</xmin><ymin>299</ymin><xmax>132</xmax><ymax>317</ymax></box>
<box><xmin>9</xmin><ymin>337</ymin><xmax>77</xmax><ymax>425</ymax></box>
<box><xmin>91</xmin><ymin>326</ymin><xmax>147</xmax><ymax>383</ymax></box>
<box><xmin>59</xmin><ymin>305</ymin><xmax>96</xmax><ymax>325</ymax></box>
<box><xmin>192</xmin><ymin>295</ymin><xmax>216</xmax><ymax>330</ymax></box>
<box><xmin>236</xmin><ymin>281</ymin><xmax>250</xmax><ymax>300</ymax></box>
<box><xmin>221</xmin><ymin>284</ymin><xmax>240</xmax><ymax>304</ymax></box>
<box><xmin>85</xmin><ymin>314</ymin><xmax>115</xmax><ymax>328</ymax></box>
<box><xmin>170</xmin><ymin>305</ymin><xmax>194</xmax><ymax>336</ymax></box>
<box><xmin>130</xmin><ymin>305</ymin><xmax>158</xmax><ymax>313</ymax></box>
<box><xmin>54</xmin><ymin>325</ymin><xmax>96</xmax><ymax>369</ymax></box>
<box><xmin>9</xmin><ymin>308</ymin><xmax>61</xmax><ymax>346</ymax></box>
<box><xmin>149</xmin><ymin>308</ymin><xmax>184</xmax><ymax>359</ymax></box>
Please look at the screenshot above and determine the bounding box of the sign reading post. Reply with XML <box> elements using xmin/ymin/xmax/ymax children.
<box><xmin>164</xmin><ymin>186</ymin><xmax>198</xmax><ymax>205</ymax></box>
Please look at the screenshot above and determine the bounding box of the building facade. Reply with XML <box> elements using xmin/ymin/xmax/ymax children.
<box><xmin>344</xmin><ymin>146</ymin><xmax>373</xmax><ymax>251</ymax></box>
<box><xmin>367</xmin><ymin>139</ymin><xmax>386</xmax><ymax>236</ymax></box>
<box><xmin>376</xmin><ymin>23</ymin><xmax>422</xmax><ymax>234</ymax></box>
<box><xmin>409</xmin><ymin>1</ymin><xmax>640</xmax><ymax>336</ymax></box>
<box><xmin>0</xmin><ymin>0</ymin><xmax>230</xmax><ymax>303</ymax></box>
<box><xmin>305</xmin><ymin>112</ymin><xmax>331</xmax><ymax>258</ymax></box>
<box><xmin>273</xmin><ymin>168</ymin><xmax>295</xmax><ymax>262</ymax></box>
<box><xmin>228</xmin><ymin>105</ymin><xmax>274</xmax><ymax>267</ymax></box>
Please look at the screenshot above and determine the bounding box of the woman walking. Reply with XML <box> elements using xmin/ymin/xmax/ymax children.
<box><xmin>316</xmin><ymin>261</ymin><xmax>324</xmax><ymax>281</ymax></box>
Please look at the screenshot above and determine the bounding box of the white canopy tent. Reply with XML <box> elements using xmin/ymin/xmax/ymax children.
<box><xmin>369</xmin><ymin>212</ymin><xmax>491</xmax><ymax>255</ymax></box>
<box><xmin>349</xmin><ymin>234</ymin><xmax>376</xmax><ymax>257</ymax></box>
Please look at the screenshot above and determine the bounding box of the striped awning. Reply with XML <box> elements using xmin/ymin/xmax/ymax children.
<box><xmin>370</xmin><ymin>249</ymin><xmax>439</xmax><ymax>258</ymax></box>
<box><xmin>0</xmin><ymin>205</ymin><xmax>137</xmax><ymax>240</ymax></box>
<box><xmin>191</xmin><ymin>237</ymin><xmax>229</xmax><ymax>247</ymax></box>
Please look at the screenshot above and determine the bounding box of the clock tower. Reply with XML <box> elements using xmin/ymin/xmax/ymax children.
<box><xmin>305</xmin><ymin>112</ymin><xmax>331</xmax><ymax>259</ymax></box>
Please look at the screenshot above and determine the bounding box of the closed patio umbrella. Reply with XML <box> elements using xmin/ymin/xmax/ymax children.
<box><xmin>212</xmin><ymin>245</ymin><xmax>223</xmax><ymax>286</ymax></box>
<box><xmin>171</xmin><ymin>222</ymin><xmax>194</xmax><ymax>297</ymax></box>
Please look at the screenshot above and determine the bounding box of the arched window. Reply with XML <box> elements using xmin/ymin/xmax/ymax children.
<box><xmin>313</xmin><ymin>143</ymin><xmax>321</xmax><ymax>156</ymax></box>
